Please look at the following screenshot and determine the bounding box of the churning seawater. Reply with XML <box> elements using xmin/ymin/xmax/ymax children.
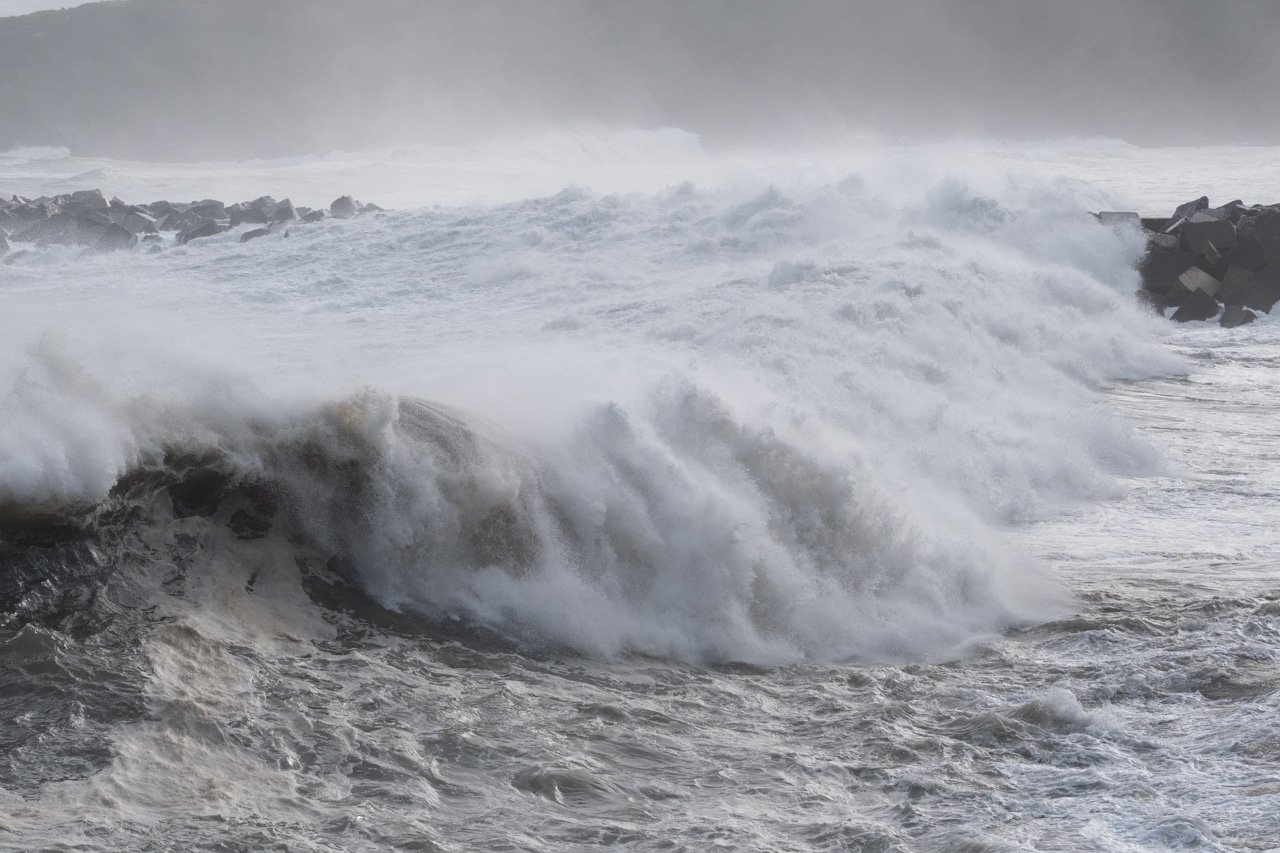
<box><xmin>1</xmin><ymin>135</ymin><xmax>1278</xmax><ymax>851</ymax></box>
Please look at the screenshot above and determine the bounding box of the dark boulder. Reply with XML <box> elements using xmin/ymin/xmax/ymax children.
<box><xmin>1217</xmin><ymin>266</ymin><xmax>1254</xmax><ymax>303</ymax></box>
<box><xmin>1219</xmin><ymin>305</ymin><xmax>1257</xmax><ymax>328</ymax></box>
<box><xmin>1250</xmin><ymin>210</ymin><xmax>1280</xmax><ymax>246</ymax></box>
<box><xmin>1139</xmin><ymin>250</ymin><xmax>1196</xmax><ymax>294</ymax></box>
<box><xmin>1170</xmin><ymin>287</ymin><xmax>1220</xmax><ymax>323</ymax></box>
<box><xmin>1228</xmin><ymin>278</ymin><xmax>1280</xmax><ymax>313</ymax></box>
<box><xmin>1180</xmin><ymin>219</ymin><xmax>1237</xmax><ymax>253</ymax></box>
<box><xmin>1166</xmin><ymin>196</ymin><xmax>1209</xmax><ymax>231</ymax></box>
<box><xmin>1225</xmin><ymin>236</ymin><xmax>1267</xmax><ymax>271</ymax></box>
<box><xmin>300</xmin><ymin>209</ymin><xmax>325</xmax><ymax>224</ymax></box>
<box><xmin>1265</xmin><ymin>237</ymin><xmax>1280</xmax><ymax>268</ymax></box>
<box><xmin>1209</xmin><ymin>200</ymin><xmax>1247</xmax><ymax>223</ymax></box>
<box><xmin>240</xmin><ymin>227</ymin><xmax>271</xmax><ymax>243</ymax></box>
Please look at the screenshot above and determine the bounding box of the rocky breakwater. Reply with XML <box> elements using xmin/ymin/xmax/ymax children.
<box><xmin>0</xmin><ymin>190</ymin><xmax>383</xmax><ymax>256</ymax></box>
<box><xmin>1112</xmin><ymin>196</ymin><xmax>1280</xmax><ymax>328</ymax></box>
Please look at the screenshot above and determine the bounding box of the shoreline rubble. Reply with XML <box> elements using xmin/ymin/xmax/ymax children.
<box><xmin>1101</xmin><ymin>196</ymin><xmax>1280</xmax><ymax>327</ymax></box>
<box><xmin>0</xmin><ymin>190</ymin><xmax>383</xmax><ymax>257</ymax></box>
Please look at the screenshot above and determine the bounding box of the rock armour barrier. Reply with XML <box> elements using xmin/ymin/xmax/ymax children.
<box><xmin>0</xmin><ymin>191</ymin><xmax>383</xmax><ymax>256</ymax></box>
<box><xmin>1103</xmin><ymin>196</ymin><xmax>1280</xmax><ymax>327</ymax></box>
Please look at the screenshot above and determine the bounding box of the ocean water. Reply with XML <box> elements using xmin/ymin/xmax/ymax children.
<box><xmin>1</xmin><ymin>134</ymin><xmax>1279</xmax><ymax>851</ymax></box>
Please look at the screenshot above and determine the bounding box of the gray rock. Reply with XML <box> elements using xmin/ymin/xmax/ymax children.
<box><xmin>1139</xmin><ymin>250</ymin><xmax>1196</xmax><ymax>294</ymax></box>
<box><xmin>330</xmin><ymin>195</ymin><xmax>359</xmax><ymax>219</ymax></box>
<box><xmin>177</xmin><ymin>219</ymin><xmax>227</xmax><ymax>245</ymax></box>
<box><xmin>93</xmin><ymin>223</ymin><xmax>137</xmax><ymax>252</ymax></box>
<box><xmin>12</xmin><ymin>211</ymin><xmax>135</xmax><ymax>251</ymax></box>
<box><xmin>1219</xmin><ymin>305</ymin><xmax>1257</xmax><ymax>328</ymax></box>
<box><xmin>1209</xmin><ymin>200</ymin><xmax>1247</xmax><ymax>222</ymax></box>
<box><xmin>227</xmin><ymin>202</ymin><xmax>264</xmax><ymax>227</ymax></box>
<box><xmin>13</xmin><ymin>213</ymin><xmax>80</xmax><ymax>245</ymax></box>
<box><xmin>1167</xmin><ymin>196</ymin><xmax>1210</xmax><ymax>228</ymax></box>
<box><xmin>189</xmin><ymin>199</ymin><xmax>228</xmax><ymax>221</ymax></box>
<box><xmin>1265</xmin><ymin>237</ymin><xmax>1280</xmax><ymax>268</ymax></box>
<box><xmin>240</xmin><ymin>227</ymin><xmax>271</xmax><ymax>243</ymax></box>
<box><xmin>1171</xmin><ymin>287</ymin><xmax>1220</xmax><ymax>323</ymax></box>
<box><xmin>68</xmin><ymin>188</ymin><xmax>107</xmax><ymax>208</ymax></box>
<box><xmin>1247</xmin><ymin>211</ymin><xmax>1280</xmax><ymax>246</ymax></box>
<box><xmin>1177</xmin><ymin>265</ymin><xmax>1221</xmax><ymax>298</ymax></box>
<box><xmin>1230</xmin><ymin>278</ymin><xmax>1280</xmax><ymax>313</ymax></box>
<box><xmin>1180</xmin><ymin>219</ymin><xmax>1237</xmax><ymax>253</ymax></box>
<box><xmin>300</xmin><ymin>209</ymin><xmax>325</xmax><ymax>224</ymax></box>
<box><xmin>158</xmin><ymin>210</ymin><xmax>206</xmax><ymax>233</ymax></box>
<box><xmin>148</xmin><ymin>201</ymin><xmax>186</xmax><ymax>220</ymax></box>
<box><xmin>1218</xmin><ymin>266</ymin><xmax>1254</xmax><ymax>303</ymax></box>
<box><xmin>1225</xmin><ymin>236</ymin><xmax>1267</xmax><ymax>271</ymax></box>
<box><xmin>121</xmin><ymin>210</ymin><xmax>157</xmax><ymax>235</ymax></box>
<box><xmin>271</xmin><ymin>198</ymin><xmax>297</xmax><ymax>222</ymax></box>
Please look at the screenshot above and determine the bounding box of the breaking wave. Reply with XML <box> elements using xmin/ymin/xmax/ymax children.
<box><xmin>0</xmin><ymin>156</ymin><xmax>1183</xmax><ymax>663</ymax></box>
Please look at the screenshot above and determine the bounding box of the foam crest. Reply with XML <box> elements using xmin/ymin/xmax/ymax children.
<box><xmin>0</xmin><ymin>144</ymin><xmax>1187</xmax><ymax>662</ymax></box>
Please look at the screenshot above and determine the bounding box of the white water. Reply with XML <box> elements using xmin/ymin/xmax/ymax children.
<box><xmin>3</xmin><ymin>132</ymin><xmax>1280</xmax><ymax>850</ymax></box>
<box><xmin>1</xmin><ymin>133</ymin><xmax>1184</xmax><ymax>663</ymax></box>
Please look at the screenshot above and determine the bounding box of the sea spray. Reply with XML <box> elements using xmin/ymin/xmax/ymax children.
<box><xmin>1</xmin><ymin>152</ymin><xmax>1181</xmax><ymax>662</ymax></box>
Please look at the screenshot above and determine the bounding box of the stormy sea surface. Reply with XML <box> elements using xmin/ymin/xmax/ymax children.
<box><xmin>2</xmin><ymin>135</ymin><xmax>1279</xmax><ymax>851</ymax></box>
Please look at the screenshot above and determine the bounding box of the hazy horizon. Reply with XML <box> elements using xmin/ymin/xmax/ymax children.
<box><xmin>2</xmin><ymin>0</ymin><xmax>1278</xmax><ymax>159</ymax></box>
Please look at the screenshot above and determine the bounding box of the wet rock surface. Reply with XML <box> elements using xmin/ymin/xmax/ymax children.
<box><xmin>0</xmin><ymin>189</ymin><xmax>384</xmax><ymax>254</ymax></box>
<box><xmin>1104</xmin><ymin>196</ymin><xmax>1280</xmax><ymax>325</ymax></box>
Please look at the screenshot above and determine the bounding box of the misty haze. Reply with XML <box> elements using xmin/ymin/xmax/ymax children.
<box><xmin>3</xmin><ymin>2</ymin><xmax>1280</xmax><ymax>851</ymax></box>
<box><xmin>1</xmin><ymin>0</ymin><xmax>1279</xmax><ymax>157</ymax></box>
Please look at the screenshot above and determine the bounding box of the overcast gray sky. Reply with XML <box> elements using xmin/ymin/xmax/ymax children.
<box><xmin>4</xmin><ymin>0</ymin><xmax>1280</xmax><ymax>159</ymax></box>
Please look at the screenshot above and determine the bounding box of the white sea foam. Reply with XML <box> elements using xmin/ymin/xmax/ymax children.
<box><xmin>0</xmin><ymin>132</ymin><xmax>1186</xmax><ymax>662</ymax></box>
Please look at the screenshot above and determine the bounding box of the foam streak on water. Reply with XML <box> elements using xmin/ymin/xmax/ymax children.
<box><xmin>1</xmin><ymin>134</ymin><xmax>1277</xmax><ymax>850</ymax></box>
